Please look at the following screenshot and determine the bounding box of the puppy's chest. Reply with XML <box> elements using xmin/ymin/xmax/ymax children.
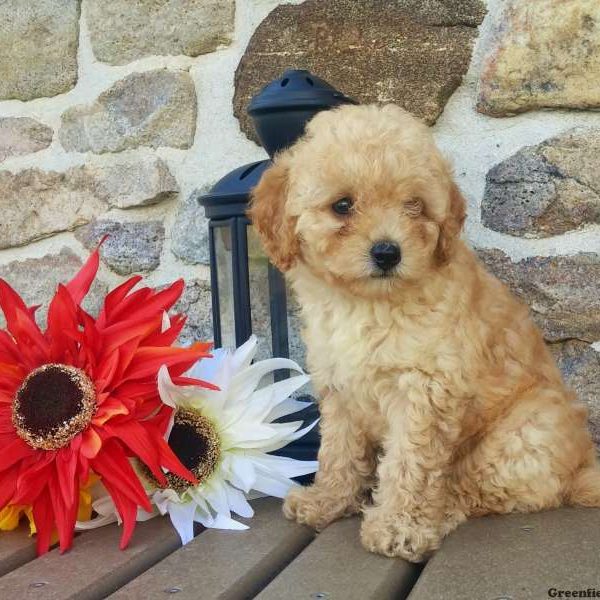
<box><xmin>301</xmin><ymin>300</ymin><xmax>427</xmax><ymax>392</ymax></box>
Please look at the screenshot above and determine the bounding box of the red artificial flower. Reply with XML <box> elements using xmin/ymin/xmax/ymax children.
<box><xmin>0</xmin><ymin>248</ymin><xmax>216</xmax><ymax>554</ymax></box>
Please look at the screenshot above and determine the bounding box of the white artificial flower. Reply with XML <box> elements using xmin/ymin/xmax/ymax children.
<box><xmin>152</xmin><ymin>335</ymin><xmax>318</xmax><ymax>543</ymax></box>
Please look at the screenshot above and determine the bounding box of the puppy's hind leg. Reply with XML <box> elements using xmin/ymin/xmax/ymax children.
<box><xmin>284</xmin><ymin>390</ymin><xmax>376</xmax><ymax>531</ymax></box>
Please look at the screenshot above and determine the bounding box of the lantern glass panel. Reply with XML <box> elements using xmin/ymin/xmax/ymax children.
<box><xmin>247</xmin><ymin>225</ymin><xmax>273</xmax><ymax>362</ymax></box>
<box><xmin>214</xmin><ymin>224</ymin><xmax>236</xmax><ymax>349</ymax></box>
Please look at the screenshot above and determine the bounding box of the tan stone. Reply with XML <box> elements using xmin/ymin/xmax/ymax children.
<box><xmin>234</xmin><ymin>0</ymin><xmax>485</xmax><ymax>141</ymax></box>
<box><xmin>0</xmin><ymin>118</ymin><xmax>53</xmax><ymax>163</ymax></box>
<box><xmin>0</xmin><ymin>249</ymin><xmax>108</xmax><ymax>330</ymax></box>
<box><xmin>59</xmin><ymin>70</ymin><xmax>197</xmax><ymax>153</ymax></box>
<box><xmin>0</xmin><ymin>0</ymin><xmax>79</xmax><ymax>101</ymax></box>
<box><xmin>478</xmin><ymin>0</ymin><xmax>600</xmax><ymax>116</ymax></box>
<box><xmin>0</xmin><ymin>157</ymin><xmax>177</xmax><ymax>249</ymax></box>
<box><xmin>86</xmin><ymin>0</ymin><xmax>235</xmax><ymax>65</ymax></box>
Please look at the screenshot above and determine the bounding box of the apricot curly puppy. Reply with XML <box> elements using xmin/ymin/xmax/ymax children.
<box><xmin>249</xmin><ymin>104</ymin><xmax>600</xmax><ymax>562</ymax></box>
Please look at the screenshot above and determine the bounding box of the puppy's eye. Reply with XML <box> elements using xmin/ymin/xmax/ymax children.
<box><xmin>332</xmin><ymin>197</ymin><xmax>354</xmax><ymax>215</ymax></box>
<box><xmin>404</xmin><ymin>197</ymin><xmax>423</xmax><ymax>217</ymax></box>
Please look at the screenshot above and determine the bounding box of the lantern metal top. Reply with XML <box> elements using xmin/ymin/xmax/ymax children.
<box><xmin>198</xmin><ymin>160</ymin><xmax>270</xmax><ymax>219</ymax></box>
<box><xmin>247</xmin><ymin>69</ymin><xmax>356</xmax><ymax>113</ymax></box>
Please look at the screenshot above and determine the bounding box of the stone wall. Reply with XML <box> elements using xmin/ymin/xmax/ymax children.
<box><xmin>0</xmin><ymin>1</ymin><xmax>598</xmax><ymax>436</ymax></box>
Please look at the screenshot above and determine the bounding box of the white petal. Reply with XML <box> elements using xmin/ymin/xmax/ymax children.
<box><xmin>222</xmin><ymin>454</ymin><xmax>256</xmax><ymax>493</ymax></box>
<box><xmin>137</xmin><ymin>507</ymin><xmax>159</xmax><ymax>522</ymax></box>
<box><xmin>75</xmin><ymin>514</ymin><xmax>118</xmax><ymax>530</ymax></box>
<box><xmin>258</xmin><ymin>419</ymin><xmax>320</xmax><ymax>453</ymax></box>
<box><xmin>161</xmin><ymin>311</ymin><xmax>171</xmax><ymax>333</ymax></box>
<box><xmin>249</xmin><ymin>452</ymin><xmax>319</xmax><ymax>479</ymax></box>
<box><xmin>226</xmin><ymin>358</ymin><xmax>306</xmax><ymax>408</ymax></box>
<box><xmin>157</xmin><ymin>365</ymin><xmax>179</xmax><ymax>409</ymax></box>
<box><xmin>251</xmin><ymin>471</ymin><xmax>296</xmax><ymax>498</ymax></box>
<box><xmin>168</xmin><ymin>500</ymin><xmax>197</xmax><ymax>545</ymax></box>
<box><xmin>266</xmin><ymin>398</ymin><xmax>313</xmax><ymax>422</ymax></box>
<box><xmin>230</xmin><ymin>335</ymin><xmax>258</xmax><ymax>372</ymax></box>
<box><xmin>188</xmin><ymin>347</ymin><xmax>229</xmax><ymax>382</ymax></box>
<box><xmin>230</xmin><ymin>374</ymin><xmax>310</xmax><ymax>425</ymax></box>
<box><xmin>211</xmin><ymin>514</ymin><xmax>249</xmax><ymax>530</ymax></box>
<box><xmin>203</xmin><ymin>479</ymin><xmax>231</xmax><ymax>517</ymax></box>
<box><xmin>224</xmin><ymin>485</ymin><xmax>254</xmax><ymax>519</ymax></box>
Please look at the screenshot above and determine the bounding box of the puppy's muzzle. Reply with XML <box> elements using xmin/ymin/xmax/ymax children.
<box><xmin>370</xmin><ymin>241</ymin><xmax>401</xmax><ymax>272</ymax></box>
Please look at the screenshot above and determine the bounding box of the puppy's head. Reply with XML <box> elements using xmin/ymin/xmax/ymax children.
<box><xmin>249</xmin><ymin>104</ymin><xmax>465</xmax><ymax>298</ymax></box>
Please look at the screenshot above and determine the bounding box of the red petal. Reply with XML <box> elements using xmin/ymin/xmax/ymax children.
<box><xmin>100</xmin><ymin>314</ymin><xmax>162</xmax><ymax>357</ymax></box>
<box><xmin>123</xmin><ymin>344</ymin><xmax>211</xmax><ymax>382</ymax></box>
<box><xmin>100</xmin><ymin>477</ymin><xmax>138</xmax><ymax>550</ymax></box>
<box><xmin>142</xmin><ymin>314</ymin><xmax>186</xmax><ymax>347</ymax></box>
<box><xmin>91</xmin><ymin>440</ymin><xmax>152</xmax><ymax>512</ymax></box>
<box><xmin>13</xmin><ymin>453</ymin><xmax>54</xmax><ymax>504</ymax></box>
<box><xmin>32</xmin><ymin>488</ymin><xmax>54</xmax><ymax>555</ymax></box>
<box><xmin>65</xmin><ymin>247</ymin><xmax>101</xmax><ymax>305</ymax></box>
<box><xmin>104</xmin><ymin>421</ymin><xmax>165</xmax><ymax>485</ymax></box>
<box><xmin>96</xmin><ymin>276</ymin><xmax>143</xmax><ymax>328</ymax></box>
<box><xmin>48</xmin><ymin>469</ymin><xmax>76</xmax><ymax>553</ymax></box>
<box><xmin>0</xmin><ymin>467</ymin><xmax>18</xmax><ymax>508</ymax></box>
<box><xmin>0</xmin><ymin>437</ymin><xmax>34</xmax><ymax>472</ymax></box>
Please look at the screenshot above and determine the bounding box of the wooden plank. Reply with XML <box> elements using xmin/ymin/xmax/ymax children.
<box><xmin>109</xmin><ymin>498</ymin><xmax>315</xmax><ymax>600</ymax></box>
<box><xmin>0</xmin><ymin>524</ymin><xmax>37</xmax><ymax>577</ymax></box>
<box><xmin>0</xmin><ymin>516</ymin><xmax>180</xmax><ymax>599</ymax></box>
<box><xmin>408</xmin><ymin>507</ymin><xmax>600</xmax><ymax>600</ymax></box>
<box><xmin>256</xmin><ymin>515</ymin><xmax>420</xmax><ymax>600</ymax></box>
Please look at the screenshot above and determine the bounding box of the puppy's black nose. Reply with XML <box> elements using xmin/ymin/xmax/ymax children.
<box><xmin>370</xmin><ymin>241</ymin><xmax>401</xmax><ymax>271</ymax></box>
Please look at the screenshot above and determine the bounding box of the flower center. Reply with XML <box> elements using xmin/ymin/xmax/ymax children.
<box><xmin>148</xmin><ymin>408</ymin><xmax>221</xmax><ymax>494</ymax></box>
<box><xmin>12</xmin><ymin>364</ymin><xmax>96</xmax><ymax>451</ymax></box>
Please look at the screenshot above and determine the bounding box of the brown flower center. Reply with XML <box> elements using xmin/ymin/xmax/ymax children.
<box><xmin>12</xmin><ymin>364</ymin><xmax>96</xmax><ymax>451</ymax></box>
<box><xmin>144</xmin><ymin>408</ymin><xmax>221</xmax><ymax>494</ymax></box>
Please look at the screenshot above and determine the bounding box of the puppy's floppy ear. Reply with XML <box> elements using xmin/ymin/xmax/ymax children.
<box><xmin>434</xmin><ymin>182</ymin><xmax>466</xmax><ymax>265</ymax></box>
<box><xmin>248</xmin><ymin>161</ymin><xmax>299</xmax><ymax>272</ymax></box>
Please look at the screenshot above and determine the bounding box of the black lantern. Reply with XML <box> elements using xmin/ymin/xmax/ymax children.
<box><xmin>198</xmin><ymin>70</ymin><xmax>356</xmax><ymax>461</ymax></box>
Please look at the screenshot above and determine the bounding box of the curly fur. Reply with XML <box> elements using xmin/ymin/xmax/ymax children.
<box><xmin>249</xmin><ymin>104</ymin><xmax>600</xmax><ymax>562</ymax></box>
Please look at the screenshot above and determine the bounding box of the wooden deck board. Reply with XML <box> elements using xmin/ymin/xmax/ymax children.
<box><xmin>256</xmin><ymin>515</ymin><xmax>420</xmax><ymax>600</ymax></box>
<box><xmin>0</xmin><ymin>516</ymin><xmax>180</xmax><ymax>600</ymax></box>
<box><xmin>109</xmin><ymin>497</ymin><xmax>315</xmax><ymax>600</ymax></box>
<box><xmin>408</xmin><ymin>507</ymin><xmax>600</xmax><ymax>600</ymax></box>
<box><xmin>0</xmin><ymin>524</ymin><xmax>37</xmax><ymax>577</ymax></box>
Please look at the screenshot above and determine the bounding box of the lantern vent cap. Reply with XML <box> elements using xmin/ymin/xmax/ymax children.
<box><xmin>247</xmin><ymin>69</ymin><xmax>357</xmax><ymax>115</ymax></box>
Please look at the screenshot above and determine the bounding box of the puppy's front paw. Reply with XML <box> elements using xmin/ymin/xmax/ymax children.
<box><xmin>360</xmin><ymin>509</ymin><xmax>440</xmax><ymax>563</ymax></box>
<box><xmin>283</xmin><ymin>485</ymin><xmax>359</xmax><ymax>531</ymax></box>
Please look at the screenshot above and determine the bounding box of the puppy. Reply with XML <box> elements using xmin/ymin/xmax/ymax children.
<box><xmin>248</xmin><ymin>104</ymin><xmax>600</xmax><ymax>562</ymax></box>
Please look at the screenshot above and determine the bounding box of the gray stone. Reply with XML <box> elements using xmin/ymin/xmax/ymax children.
<box><xmin>477</xmin><ymin>249</ymin><xmax>600</xmax><ymax>343</ymax></box>
<box><xmin>87</xmin><ymin>0</ymin><xmax>235</xmax><ymax>66</ymax></box>
<box><xmin>60</xmin><ymin>70</ymin><xmax>197</xmax><ymax>153</ymax></box>
<box><xmin>172</xmin><ymin>279</ymin><xmax>213</xmax><ymax>347</ymax></box>
<box><xmin>482</xmin><ymin>129</ymin><xmax>600</xmax><ymax>237</ymax></box>
<box><xmin>0</xmin><ymin>1</ymin><xmax>79</xmax><ymax>101</ymax></box>
<box><xmin>234</xmin><ymin>0</ymin><xmax>485</xmax><ymax>140</ymax></box>
<box><xmin>0</xmin><ymin>248</ymin><xmax>108</xmax><ymax>331</ymax></box>
<box><xmin>90</xmin><ymin>155</ymin><xmax>179</xmax><ymax>209</ymax></box>
<box><xmin>478</xmin><ymin>0</ymin><xmax>600</xmax><ymax>116</ymax></box>
<box><xmin>171</xmin><ymin>190</ymin><xmax>210</xmax><ymax>265</ymax></box>
<box><xmin>0</xmin><ymin>118</ymin><xmax>53</xmax><ymax>163</ymax></box>
<box><xmin>75</xmin><ymin>220</ymin><xmax>164</xmax><ymax>275</ymax></box>
<box><xmin>549</xmin><ymin>340</ymin><xmax>600</xmax><ymax>446</ymax></box>
<box><xmin>0</xmin><ymin>157</ymin><xmax>178</xmax><ymax>249</ymax></box>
